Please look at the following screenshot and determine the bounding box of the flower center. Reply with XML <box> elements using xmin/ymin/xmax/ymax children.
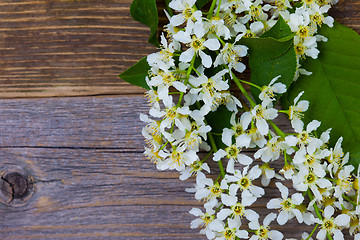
<box><xmin>182</xmin><ymin>6</ymin><xmax>194</xmax><ymax>19</ymax></box>
<box><xmin>305</xmin><ymin>173</ymin><xmax>317</xmax><ymax>184</ymax></box>
<box><xmin>171</xmin><ymin>151</ymin><xmax>183</xmax><ymax>166</ymax></box>
<box><xmin>323</xmin><ymin>218</ymin><xmax>334</xmax><ymax>231</ymax></box>
<box><xmin>239</xmin><ymin>177</ymin><xmax>251</xmax><ymax>189</ymax></box>
<box><xmin>226</xmin><ymin>145</ymin><xmax>239</xmax><ymax>158</ymax></box>
<box><xmin>224</xmin><ymin>228</ymin><xmax>236</xmax><ymax>239</ymax></box>
<box><xmin>210</xmin><ymin>183</ymin><xmax>222</xmax><ymax>197</ymax></box>
<box><xmin>201</xmin><ymin>213</ymin><xmax>215</xmax><ymax>225</ymax></box>
<box><xmin>257</xmin><ymin>226</ymin><xmax>269</xmax><ymax>239</ymax></box>
<box><xmin>232</xmin><ymin>203</ymin><xmax>245</xmax><ymax>216</ymax></box>
<box><xmin>281</xmin><ymin>199</ymin><xmax>293</xmax><ymax>211</ymax></box>
<box><xmin>295</xmin><ymin>44</ymin><xmax>305</xmax><ymax>56</ymax></box>
<box><xmin>190</xmin><ymin>37</ymin><xmax>204</xmax><ymax>52</ymax></box>
<box><xmin>298</xmin><ymin>26</ymin><xmax>309</xmax><ymax>38</ymax></box>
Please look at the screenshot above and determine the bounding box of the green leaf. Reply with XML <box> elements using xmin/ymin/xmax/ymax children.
<box><xmin>205</xmin><ymin>105</ymin><xmax>233</xmax><ymax>149</ymax></box>
<box><xmin>196</xmin><ymin>0</ymin><xmax>212</xmax><ymax>8</ymax></box>
<box><xmin>119</xmin><ymin>57</ymin><xmax>150</xmax><ymax>90</ymax></box>
<box><xmin>239</xmin><ymin>21</ymin><xmax>297</xmax><ymax>103</ymax></box>
<box><xmin>283</xmin><ymin>21</ymin><xmax>360</xmax><ymax>168</ymax></box>
<box><xmin>130</xmin><ymin>0</ymin><xmax>159</xmax><ymax>47</ymax></box>
<box><xmin>260</xmin><ymin>16</ymin><xmax>293</xmax><ymax>40</ymax></box>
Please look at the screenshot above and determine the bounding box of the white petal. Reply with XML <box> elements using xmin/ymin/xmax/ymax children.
<box><xmin>204</xmin><ymin>39</ymin><xmax>220</xmax><ymax>51</ymax></box>
<box><xmin>217</xmin><ymin>208</ymin><xmax>232</xmax><ymax>220</ymax></box>
<box><xmin>179</xmin><ymin>48</ymin><xmax>194</xmax><ymax>63</ymax></box>
<box><xmin>333</xmin><ymin>229</ymin><xmax>344</xmax><ymax>240</ymax></box>
<box><xmin>238</xmin><ymin>154</ymin><xmax>253</xmax><ymax>165</ymax></box>
<box><xmin>291</xmin><ymin>193</ymin><xmax>304</xmax><ymax>205</ymax></box>
<box><xmin>226</xmin><ymin>158</ymin><xmax>235</xmax><ymax>173</ymax></box>
<box><xmin>170</xmin><ymin>14</ymin><xmax>185</xmax><ymax>26</ymax></box>
<box><xmin>334</xmin><ymin>214</ymin><xmax>350</xmax><ymax>227</ymax></box>
<box><xmin>199</xmin><ymin>50</ymin><xmax>212</xmax><ymax>68</ymax></box>
<box><xmin>275</xmin><ymin>182</ymin><xmax>289</xmax><ymax>199</ymax></box>
<box><xmin>222</xmin><ymin>128</ymin><xmax>234</xmax><ymax>146</ymax></box>
<box><xmin>307</xmin><ymin>120</ymin><xmax>321</xmax><ymax>132</ymax></box>
<box><xmin>256</xmin><ymin>118</ymin><xmax>269</xmax><ymax>135</ymax></box>
<box><xmin>316</xmin><ymin>229</ymin><xmax>327</xmax><ymax>240</ymax></box>
<box><xmin>236</xmin><ymin>230</ymin><xmax>249</xmax><ymax>239</ymax></box>
<box><xmin>276</xmin><ymin>211</ymin><xmax>289</xmax><ymax>226</ymax></box>
<box><xmin>189</xmin><ymin>208</ymin><xmax>203</xmax><ymax>217</ymax></box>
<box><xmin>292</xmin><ymin>208</ymin><xmax>303</xmax><ymax>223</ymax></box>
<box><xmin>267</xmin><ymin>199</ymin><xmax>281</xmax><ymax>209</ymax></box>
<box><xmin>269</xmin><ymin>230</ymin><xmax>283</xmax><ymax>240</ymax></box>
<box><xmin>208</xmin><ymin>219</ymin><xmax>225</xmax><ymax>232</ymax></box>
<box><xmin>236</xmin><ymin>134</ymin><xmax>252</xmax><ymax>148</ymax></box>
<box><xmin>324</xmin><ymin>205</ymin><xmax>334</xmax><ymax>219</ymax></box>
<box><xmin>173</xmin><ymin>81</ymin><xmax>187</xmax><ymax>92</ymax></box>
<box><xmin>263</xmin><ymin>213</ymin><xmax>276</xmax><ymax>226</ymax></box>
<box><xmin>214</xmin><ymin>149</ymin><xmax>227</xmax><ymax>161</ymax></box>
<box><xmin>249</xmin><ymin>220</ymin><xmax>260</xmax><ymax>230</ymax></box>
<box><xmin>195</xmin><ymin>189</ymin><xmax>210</xmax><ymax>200</ymax></box>
<box><xmin>221</xmin><ymin>193</ymin><xmax>237</xmax><ymax>207</ymax></box>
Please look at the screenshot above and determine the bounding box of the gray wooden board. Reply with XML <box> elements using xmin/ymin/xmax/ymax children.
<box><xmin>0</xmin><ymin>96</ymin><xmax>353</xmax><ymax>239</ymax></box>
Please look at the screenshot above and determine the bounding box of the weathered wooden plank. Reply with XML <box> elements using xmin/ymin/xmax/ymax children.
<box><xmin>0</xmin><ymin>96</ymin><xmax>353</xmax><ymax>239</ymax></box>
<box><xmin>0</xmin><ymin>0</ymin><xmax>359</xmax><ymax>98</ymax></box>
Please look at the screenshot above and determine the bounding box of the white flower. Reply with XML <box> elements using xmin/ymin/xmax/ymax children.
<box><xmin>208</xmin><ymin>218</ymin><xmax>249</xmax><ymax>240</ymax></box>
<box><xmin>223</xmin><ymin>165</ymin><xmax>265</xmax><ymax>201</ymax></box>
<box><xmin>333</xmin><ymin>165</ymin><xmax>355</xmax><ymax>203</ymax></box>
<box><xmin>175</xmin><ymin>23</ymin><xmax>220</xmax><ymax>68</ymax></box>
<box><xmin>314</xmin><ymin>206</ymin><xmax>350</xmax><ymax>240</ymax></box>
<box><xmin>254</xmin><ymin>136</ymin><xmax>288</xmax><ymax>163</ymax></box>
<box><xmin>292</xmin><ymin>168</ymin><xmax>332</xmax><ymax>202</ymax></box>
<box><xmin>218</xmin><ymin>190</ymin><xmax>259</xmax><ymax>223</ymax></box>
<box><xmin>259</xmin><ymin>75</ymin><xmax>286</xmax><ymax>105</ymax></box>
<box><xmin>195</xmin><ymin>173</ymin><xmax>223</xmax><ymax>201</ymax></box>
<box><xmin>158</xmin><ymin>145</ymin><xmax>199</xmax><ymax>171</ymax></box>
<box><xmin>169</xmin><ymin>0</ymin><xmax>202</xmax><ymax>26</ymax></box>
<box><xmin>241</xmin><ymin>102</ymin><xmax>278</xmax><ymax>135</ymax></box>
<box><xmin>214</xmin><ymin>42</ymin><xmax>248</xmax><ymax>73</ymax></box>
<box><xmin>288</xmin><ymin>91</ymin><xmax>309</xmax><ymax>130</ymax></box>
<box><xmin>249</xmin><ymin>213</ymin><xmax>284</xmax><ymax>240</ymax></box>
<box><xmin>150</xmin><ymin>100</ymin><xmax>192</xmax><ymax>132</ymax></box>
<box><xmin>293</xmin><ymin>146</ymin><xmax>329</xmax><ymax>178</ymax></box>
<box><xmin>267</xmin><ymin>182</ymin><xmax>304</xmax><ymax>225</ymax></box>
<box><xmin>189</xmin><ymin>69</ymin><xmax>229</xmax><ymax>113</ymax></box>
<box><xmin>207</xmin><ymin>18</ymin><xmax>231</xmax><ymax>40</ymax></box>
<box><xmin>189</xmin><ymin>199</ymin><xmax>218</xmax><ymax>239</ymax></box>
<box><xmin>260</xmin><ymin>163</ymin><xmax>276</xmax><ymax>186</ymax></box>
<box><xmin>179</xmin><ymin>161</ymin><xmax>211</xmax><ymax>180</ymax></box>
<box><xmin>285</xmin><ymin>120</ymin><xmax>322</xmax><ymax>153</ymax></box>
<box><xmin>213</xmin><ymin>128</ymin><xmax>253</xmax><ymax>173</ymax></box>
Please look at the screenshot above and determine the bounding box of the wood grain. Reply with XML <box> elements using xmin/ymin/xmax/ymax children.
<box><xmin>0</xmin><ymin>0</ymin><xmax>359</xmax><ymax>98</ymax></box>
<box><xmin>0</xmin><ymin>96</ymin><xmax>353</xmax><ymax>239</ymax></box>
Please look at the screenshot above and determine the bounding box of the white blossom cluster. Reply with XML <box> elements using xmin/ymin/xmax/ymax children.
<box><xmin>138</xmin><ymin>0</ymin><xmax>360</xmax><ymax>239</ymax></box>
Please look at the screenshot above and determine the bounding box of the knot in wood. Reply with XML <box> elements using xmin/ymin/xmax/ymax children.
<box><xmin>0</xmin><ymin>171</ymin><xmax>33</xmax><ymax>206</ymax></box>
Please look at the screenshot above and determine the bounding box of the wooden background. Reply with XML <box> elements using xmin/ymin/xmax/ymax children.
<box><xmin>0</xmin><ymin>0</ymin><xmax>359</xmax><ymax>239</ymax></box>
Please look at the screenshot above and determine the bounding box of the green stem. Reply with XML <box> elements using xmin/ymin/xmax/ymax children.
<box><xmin>208</xmin><ymin>131</ymin><xmax>225</xmax><ymax>178</ymax></box>
<box><xmin>268</xmin><ymin>120</ymin><xmax>286</xmax><ymax>139</ymax></box>
<box><xmin>214</xmin><ymin>33</ymin><xmax>225</xmax><ymax>46</ymax></box>
<box><xmin>176</xmin><ymin>55</ymin><xmax>196</xmax><ymax>108</ymax></box>
<box><xmin>307</xmin><ymin>190</ymin><xmax>334</xmax><ymax>240</ymax></box>
<box><xmin>306</xmin><ymin>223</ymin><xmax>319</xmax><ymax>240</ymax></box>
<box><xmin>231</xmin><ymin>71</ymin><xmax>256</xmax><ymax>107</ymax></box>
<box><xmin>307</xmin><ymin>190</ymin><xmax>322</xmax><ymax>220</ymax></box>
<box><xmin>238</xmin><ymin>79</ymin><xmax>262</xmax><ymax>90</ymax></box>
<box><xmin>195</xmin><ymin>102</ymin><xmax>226</xmax><ymax>178</ymax></box>
<box><xmin>342</xmin><ymin>194</ymin><xmax>357</xmax><ymax>207</ymax></box>
<box><xmin>206</xmin><ymin>0</ymin><xmax>217</xmax><ymax>18</ymax></box>
<box><xmin>215</xmin><ymin>0</ymin><xmax>221</xmax><ymax>17</ymax></box>
<box><xmin>200</xmin><ymin>150</ymin><xmax>214</xmax><ymax>163</ymax></box>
